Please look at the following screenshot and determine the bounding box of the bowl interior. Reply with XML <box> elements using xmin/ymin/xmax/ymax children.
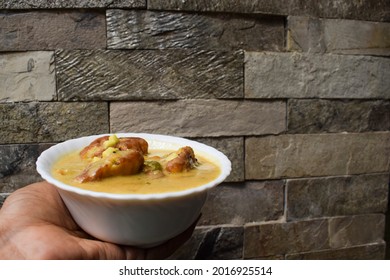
<box><xmin>36</xmin><ymin>133</ymin><xmax>232</xmax><ymax>200</ymax></box>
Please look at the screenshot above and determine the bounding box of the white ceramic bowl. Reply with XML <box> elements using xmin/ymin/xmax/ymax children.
<box><xmin>36</xmin><ymin>133</ymin><xmax>231</xmax><ymax>247</ymax></box>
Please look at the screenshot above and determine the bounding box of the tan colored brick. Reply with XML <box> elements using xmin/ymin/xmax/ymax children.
<box><xmin>0</xmin><ymin>52</ymin><xmax>55</xmax><ymax>102</ymax></box>
<box><xmin>0</xmin><ymin>11</ymin><xmax>106</xmax><ymax>51</ymax></box>
<box><xmin>245</xmin><ymin>52</ymin><xmax>390</xmax><ymax>99</ymax></box>
<box><xmin>287</xmin><ymin>16</ymin><xmax>390</xmax><ymax>56</ymax></box>
<box><xmin>110</xmin><ymin>100</ymin><xmax>286</xmax><ymax>137</ymax></box>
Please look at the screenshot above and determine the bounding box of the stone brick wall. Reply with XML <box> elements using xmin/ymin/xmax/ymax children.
<box><xmin>0</xmin><ymin>1</ymin><xmax>389</xmax><ymax>259</ymax></box>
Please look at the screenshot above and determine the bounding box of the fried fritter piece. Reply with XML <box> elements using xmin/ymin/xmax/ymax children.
<box><xmin>75</xmin><ymin>149</ymin><xmax>144</xmax><ymax>183</ymax></box>
<box><xmin>116</xmin><ymin>137</ymin><xmax>148</xmax><ymax>155</ymax></box>
<box><xmin>79</xmin><ymin>135</ymin><xmax>148</xmax><ymax>160</ymax></box>
<box><xmin>79</xmin><ymin>136</ymin><xmax>109</xmax><ymax>160</ymax></box>
<box><xmin>165</xmin><ymin>146</ymin><xmax>198</xmax><ymax>173</ymax></box>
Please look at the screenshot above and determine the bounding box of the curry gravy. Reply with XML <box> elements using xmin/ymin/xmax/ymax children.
<box><xmin>52</xmin><ymin>149</ymin><xmax>221</xmax><ymax>194</ymax></box>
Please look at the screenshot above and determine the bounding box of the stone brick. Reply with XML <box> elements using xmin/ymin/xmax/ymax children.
<box><xmin>110</xmin><ymin>100</ymin><xmax>285</xmax><ymax>137</ymax></box>
<box><xmin>148</xmin><ymin>0</ymin><xmax>390</xmax><ymax>22</ymax></box>
<box><xmin>200</xmin><ymin>181</ymin><xmax>284</xmax><ymax>226</ymax></box>
<box><xmin>0</xmin><ymin>144</ymin><xmax>52</xmax><ymax>193</ymax></box>
<box><xmin>244</xmin><ymin>219</ymin><xmax>329</xmax><ymax>258</ymax></box>
<box><xmin>193</xmin><ymin>137</ymin><xmax>244</xmax><ymax>182</ymax></box>
<box><xmin>0</xmin><ymin>0</ymin><xmax>145</xmax><ymax>9</ymax></box>
<box><xmin>329</xmin><ymin>214</ymin><xmax>385</xmax><ymax>248</ymax></box>
<box><xmin>287</xmin><ymin>174</ymin><xmax>389</xmax><ymax>221</ymax></box>
<box><xmin>170</xmin><ymin>226</ymin><xmax>244</xmax><ymax>259</ymax></box>
<box><xmin>0</xmin><ymin>11</ymin><xmax>106</xmax><ymax>51</ymax></box>
<box><xmin>0</xmin><ymin>52</ymin><xmax>55</xmax><ymax>102</ymax></box>
<box><xmin>0</xmin><ymin>194</ymin><xmax>9</xmax><ymax>208</ymax></box>
<box><xmin>37</xmin><ymin>102</ymin><xmax>109</xmax><ymax>143</ymax></box>
<box><xmin>56</xmin><ymin>50</ymin><xmax>243</xmax><ymax>101</ymax></box>
<box><xmin>286</xmin><ymin>243</ymin><xmax>386</xmax><ymax>260</ymax></box>
<box><xmin>0</xmin><ymin>102</ymin><xmax>109</xmax><ymax>144</ymax></box>
<box><xmin>245</xmin><ymin>132</ymin><xmax>390</xmax><ymax>179</ymax></box>
<box><xmin>245</xmin><ymin>52</ymin><xmax>390</xmax><ymax>99</ymax></box>
<box><xmin>287</xmin><ymin>16</ymin><xmax>390</xmax><ymax>56</ymax></box>
<box><xmin>107</xmin><ymin>9</ymin><xmax>284</xmax><ymax>51</ymax></box>
<box><xmin>288</xmin><ymin>99</ymin><xmax>390</xmax><ymax>133</ymax></box>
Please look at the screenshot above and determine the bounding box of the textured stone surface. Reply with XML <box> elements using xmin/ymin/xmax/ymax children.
<box><xmin>111</xmin><ymin>100</ymin><xmax>285</xmax><ymax>137</ymax></box>
<box><xmin>286</xmin><ymin>243</ymin><xmax>386</xmax><ymax>260</ymax></box>
<box><xmin>107</xmin><ymin>9</ymin><xmax>284</xmax><ymax>51</ymax></box>
<box><xmin>0</xmin><ymin>0</ymin><xmax>145</xmax><ymax>8</ymax></box>
<box><xmin>0</xmin><ymin>144</ymin><xmax>52</xmax><ymax>192</ymax></box>
<box><xmin>0</xmin><ymin>11</ymin><xmax>106</xmax><ymax>51</ymax></box>
<box><xmin>287</xmin><ymin>174</ymin><xmax>389</xmax><ymax>221</ymax></box>
<box><xmin>329</xmin><ymin>214</ymin><xmax>385</xmax><ymax>248</ymax></box>
<box><xmin>56</xmin><ymin>49</ymin><xmax>243</xmax><ymax>100</ymax></box>
<box><xmin>287</xmin><ymin>16</ymin><xmax>390</xmax><ymax>56</ymax></box>
<box><xmin>244</xmin><ymin>214</ymin><xmax>386</xmax><ymax>258</ymax></box>
<box><xmin>0</xmin><ymin>194</ymin><xmax>9</xmax><ymax>208</ymax></box>
<box><xmin>170</xmin><ymin>226</ymin><xmax>244</xmax><ymax>259</ymax></box>
<box><xmin>245</xmin><ymin>52</ymin><xmax>390</xmax><ymax>99</ymax></box>
<box><xmin>245</xmin><ymin>132</ymin><xmax>390</xmax><ymax>179</ymax></box>
<box><xmin>200</xmin><ymin>181</ymin><xmax>284</xmax><ymax>226</ymax></box>
<box><xmin>0</xmin><ymin>102</ymin><xmax>109</xmax><ymax>144</ymax></box>
<box><xmin>148</xmin><ymin>0</ymin><xmax>390</xmax><ymax>22</ymax></box>
<box><xmin>244</xmin><ymin>219</ymin><xmax>329</xmax><ymax>258</ymax></box>
<box><xmin>193</xmin><ymin>137</ymin><xmax>244</xmax><ymax>182</ymax></box>
<box><xmin>288</xmin><ymin>99</ymin><xmax>390</xmax><ymax>133</ymax></box>
<box><xmin>0</xmin><ymin>52</ymin><xmax>55</xmax><ymax>102</ymax></box>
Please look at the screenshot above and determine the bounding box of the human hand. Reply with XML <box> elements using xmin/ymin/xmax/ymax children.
<box><xmin>0</xmin><ymin>181</ymin><xmax>196</xmax><ymax>260</ymax></box>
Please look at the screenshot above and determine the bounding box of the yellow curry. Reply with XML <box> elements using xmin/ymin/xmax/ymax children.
<box><xmin>52</xmin><ymin>135</ymin><xmax>221</xmax><ymax>194</ymax></box>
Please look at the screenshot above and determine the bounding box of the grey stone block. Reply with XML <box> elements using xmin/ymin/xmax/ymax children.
<box><xmin>288</xmin><ymin>99</ymin><xmax>390</xmax><ymax>133</ymax></box>
<box><xmin>148</xmin><ymin>0</ymin><xmax>390</xmax><ymax>22</ymax></box>
<box><xmin>287</xmin><ymin>16</ymin><xmax>390</xmax><ymax>56</ymax></box>
<box><xmin>200</xmin><ymin>181</ymin><xmax>284</xmax><ymax>226</ymax></box>
<box><xmin>0</xmin><ymin>0</ymin><xmax>145</xmax><ymax>9</ymax></box>
<box><xmin>0</xmin><ymin>144</ymin><xmax>52</xmax><ymax>192</ymax></box>
<box><xmin>245</xmin><ymin>132</ymin><xmax>390</xmax><ymax>179</ymax></box>
<box><xmin>0</xmin><ymin>102</ymin><xmax>109</xmax><ymax>144</ymax></box>
<box><xmin>110</xmin><ymin>100</ymin><xmax>286</xmax><ymax>137</ymax></box>
<box><xmin>56</xmin><ymin>49</ymin><xmax>243</xmax><ymax>100</ymax></box>
<box><xmin>287</xmin><ymin>174</ymin><xmax>389</xmax><ymax>220</ymax></box>
<box><xmin>107</xmin><ymin>9</ymin><xmax>284</xmax><ymax>51</ymax></box>
<box><xmin>170</xmin><ymin>226</ymin><xmax>243</xmax><ymax>259</ymax></box>
<box><xmin>245</xmin><ymin>52</ymin><xmax>390</xmax><ymax>99</ymax></box>
<box><xmin>0</xmin><ymin>11</ymin><xmax>106</xmax><ymax>51</ymax></box>
<box><xmin>286</xmin><ymin>243</ymin><xmax>386</xmax><ymax>260</ymax></box>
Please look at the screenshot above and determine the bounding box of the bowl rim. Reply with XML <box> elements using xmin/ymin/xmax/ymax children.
<box><xmin>36</xmin><ymin>133</ymin><xmax>231</xmax><ymax>200</ymax></box>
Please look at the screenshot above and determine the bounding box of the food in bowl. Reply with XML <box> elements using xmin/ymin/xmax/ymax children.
<box><xmin>36</xmin><ymin>133</ymin><xmax>231</xmax><ymax>247</ymax></box>
<box><xmin>52</xmin><ymin>134</ymin><xmax>221</xmax><ymax>194</ymax></box>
